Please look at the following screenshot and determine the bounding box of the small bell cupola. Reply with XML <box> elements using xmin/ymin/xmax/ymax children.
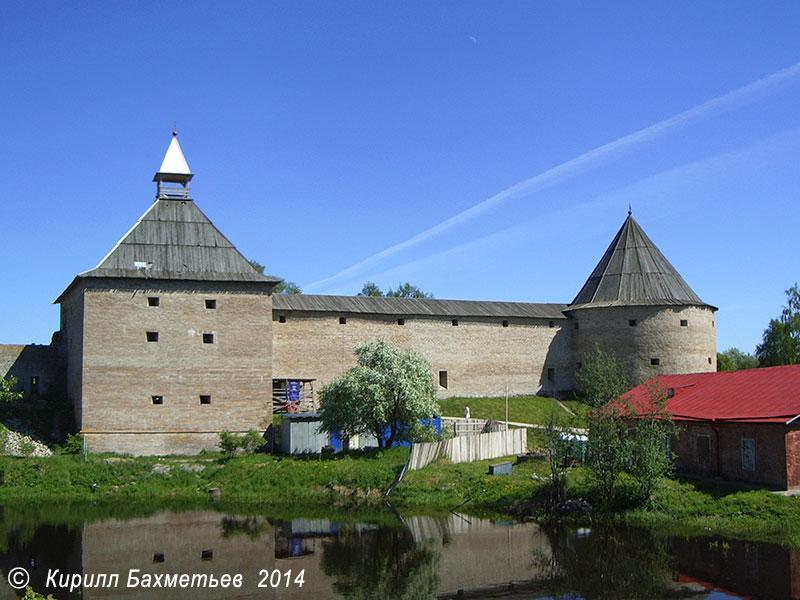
<box><xmin>153</xmin><ymin>131</ymin><xmax>193</xmax><ymax>200</ymax></box>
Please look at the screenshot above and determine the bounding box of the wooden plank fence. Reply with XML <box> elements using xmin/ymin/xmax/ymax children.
<box><xmin>384</xmin><ymin>429</ymin><xmax>527</xmax><ymax>496</ymax></box>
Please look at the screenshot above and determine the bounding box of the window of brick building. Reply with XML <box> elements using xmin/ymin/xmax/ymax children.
<box><xmin>680</xmin><ymin>319</ymin><xmax>688</xmax><ymax>327</ymax></box>
<box><xmin>629</xmin><ymin>319</ymin><xmax>637</xmax><ymax>326</ymax></box>
<box><xmin>452</xmin><ymin>319</ymin><xmax>459</xmax><ymax>327</ymax></box>
<box><xmin>148</xmin><ymin>296</ymin><xmax>160</xmax><ymax>307</ymax></box>
<box><xmin>549</xmin><ymin>321</ymin><xmax>555</xmax><ymax>328</ymax></box>
<box><xmin>397</xmin><ymin>318</ymin><xmax>405</xmax><ymax>325</ymax></box>
<box><xmin>152</xmin><ymin>553</ymin><xmax>165</xmax><ymax>563</ymax></box>
<box><xmin>205</xmin><ymin>299</ymin><xmax>216</xmax><ymax>309</ymax></box>
<box><xmin>201</xmin><ymin>549</ymin><xmax>214</xmax><ymax>561</ymax></box>
<box><xmin>650</xmin><ymin>358</ymin><xmax>660</xmax><ymax>366</ymax></box>
<box><xmin>146</xmin><ymin>331</ymin><xmax>159</xmax><ymax>342</ymax></box>
<box><xmin>200</xmin><ymin>395</ymin><xmax>212</xmax><ymax>405</ymax></box>
<box><xmin>547</xmin><ymin>368</ymin><xmax>555</xmax><ymax>382</ymax></box>
<box><xmin>502</xmin><ymin>320</ymin><xmax>509</xmax><ymax>327</ymax></box>
<box><xmin>202</xmin><ymin>333</ymin><xmax>214</xmax><ymax>344</ymax></box>
<box><xmin>339</xmin><ymin>317</ymin><xmax>347</xmax><ymax>325</ymax></box>
<box><xmin>694</xmin><ymin>434</ymin><xmax>711</xmax><ymax>468</ymax></box>
<box><xmin>278</xmin><ymin>315</ymin><xmax>286</xmax><ymax>323</ymax></box>
<box><xmin>151</xmin><ymin>395</ymin><xmax>163</xmax><ymax>405</ymax></box>
<box><xmin>30</xmin><ymin>376</ymin><xmax>39</xmax><ymax>394</ymax></box>
<box><xmin>742</xmin><ymin>438</ymin><xmax>755</xmax><ymax>471</ymax></box>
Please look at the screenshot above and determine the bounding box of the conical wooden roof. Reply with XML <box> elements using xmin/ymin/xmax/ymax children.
<box><xmin>569</xmin><ymin>215</ymin><xmax>711</xmax><ymax>309</ymax></box>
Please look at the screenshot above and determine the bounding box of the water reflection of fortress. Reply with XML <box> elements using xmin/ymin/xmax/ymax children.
<box><xmin>10</xmin><ymin>510</ymin><xmax>800</xmax><ymax>600</ymax></box>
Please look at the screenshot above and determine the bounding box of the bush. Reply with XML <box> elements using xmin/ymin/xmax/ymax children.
<box><xmin>218</xmin><ymin>430</ymin><xmax>264</xmax><ymax>456</ymax></box>
<box><xmin>56</xmin><ymin>433</ymin><xmax>84</xmax><ymax>455</ymax></box>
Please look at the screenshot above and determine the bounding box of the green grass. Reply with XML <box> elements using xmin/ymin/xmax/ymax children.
<box><xmin>438</xmin><ymin>395</ymin><xmax>588</xmax><ymax>427</ymax></box>
<box><xmin>4</xmin><ymin>448</ymin><xmax>800</xmax><ymax>547</ymax></box>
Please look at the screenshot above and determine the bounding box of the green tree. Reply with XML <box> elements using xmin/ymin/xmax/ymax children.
<box><xmin>247</xmin><ymin>260</ymin><xmax>301</xmax><ymax>294</ymax></box>
<box><xmin>357</xmin><ymin>282</ymin><xmax>383</xmax><ymax>296</ymax></box>
<box><xmin>544</xmin><ymin>402</ymin><xmax>571</xmax><ymax>510</ymax></box>
<box><xmin>0</xmin><ymin>376</ymin><xmax>22</xmax><ymax>403</ymax></box>
<box><xmin>586</xmin><ymin>401</ymin><xmax>630</xmax><ymax>507</ymax></box>
<box><xmin>385</xmin><ymin>283</ymin><xmax>433</xmax><ymax>298</ymax></box>
<box><xmin>356</xmin><ymin>282</ymin><xmax>433</xmax><ymax>298</ymax></box>
<box><xmin>756</xmin><ymin>284</ymin><xmax>800</xmax><ymax>367</ymax></box>
<box><xmin>625</xmin><ymin>381</ymin><xmax>676</xmax><ymax>505</ymax></box>
<box><xmin>717</xmin><ymin>347</ymin><xmax>758</xmax><ymax>371</ymax></box>
<box><xmin>318</xmin><ymin>339</ymin><xmax>438</xmax><ymax>448</ymax></box>
<box><xmin>575</xmin><ymin>344</ymin><xmax>629</xmax><ymax>407</ymax></box>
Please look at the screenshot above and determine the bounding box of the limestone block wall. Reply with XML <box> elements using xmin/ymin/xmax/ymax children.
<box><xmin>75</xmin><ymin>281</ymin><xmax>273</xmax><ymax>455</ymax></box>
<box><xmin>0</xmin><ymin>343</ymin><xmax>58</xmax><ymax>398</ymax></box>
<box><xmin>272</xmin><ymin>311</ymin><xmax>574</xmax><ymax>398</ymax></box>
<box><xmin>60</xmin><ymin>288</ymin><xmax>85</xmax><ymax>427</ymax></box>
<box><xmin>570</xmin><ymin>304</ymin><xmax>717</xmax><ymax>386</ymax></box>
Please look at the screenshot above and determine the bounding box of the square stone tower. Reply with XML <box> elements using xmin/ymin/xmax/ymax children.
<box><xmin>56</xmin><ymin>134</ymin><xmax>278</xmax><ymax>455</ymax></box>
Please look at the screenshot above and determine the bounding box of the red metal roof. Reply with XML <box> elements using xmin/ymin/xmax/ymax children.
<box><xmin>621</xmin><ymin>364</ymin><xmax>800</xmax><ymax>424</ymax></box>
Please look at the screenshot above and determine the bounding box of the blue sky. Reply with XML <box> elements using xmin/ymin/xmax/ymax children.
<box><xmin>2</xmin><ymin>1</ymin><xmax>799</xmax><ymax>355</ymax></box>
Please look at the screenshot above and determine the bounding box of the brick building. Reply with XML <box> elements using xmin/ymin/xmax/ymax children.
<box><xmin>2</xmin><ymin>136</ymin><xmax>718</xmax><ymax>454</ymax></box>
<box><xmin>623</xmin><ymin>364</ymin><xmax>800</xmax><ymax>489</ymax></box>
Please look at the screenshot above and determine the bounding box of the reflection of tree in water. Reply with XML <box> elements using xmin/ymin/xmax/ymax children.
<box><xmin>535</xmin><ymin>524</ymin><xmax>696</xmax><ymax>599</ymax></box>
<box><xmin>219</xmin><ymin>516</ymin><xmax>269</xmax><ymax>541</ymax></box>
<box><xmin>321</xmin><ymin>526</ymin><xmax>440</xmax><ymax>600</ymax></box>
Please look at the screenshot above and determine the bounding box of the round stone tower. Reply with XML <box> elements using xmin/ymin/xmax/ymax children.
<box><xmin>566</xmin><ymin>213</ymin><xmax>717</xmax><ymax>386</ymax></box>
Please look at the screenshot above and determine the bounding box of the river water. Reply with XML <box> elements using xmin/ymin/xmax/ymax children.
<box><xmin>0</xmin><ymin>505</ymin><xmax>796</xmax><ymax>599</ymax></box>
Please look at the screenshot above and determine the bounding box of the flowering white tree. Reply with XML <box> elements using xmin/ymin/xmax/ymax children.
<box><xmin>318</xmin><ymin>339</ymin><xmax>438</xmax><ymax>448</ymax></box>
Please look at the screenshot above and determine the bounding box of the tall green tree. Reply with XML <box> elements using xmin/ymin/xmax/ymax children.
<box><xmin>717</xmin><ymin>347</ymin><xmax>758</xmax><ymax>371</ymax></box>
<box><xmin>587</xmin><ymin>401</ymin><xmax>630</xmax><ymax>507</ymax></box>
<box><xmin>357</xmin><ymin>282</ymin><xmax>383</xmax><ymax>296</ymax></box>
<box><xmin>318</xmin><ymin>339</ymin><xmax>438</xmax><ymax>448</ymax></box>
<box><xmin>756</xmin><ymin>283</ymin><xmax>800</xmax><ymax>366</ymax></box>
<box><xmin>625</xmin><ymin>381</ymin><xmax>676</xmax><ymax>504</ymax></box>
<box><xmin>575</xmin><ymin>344</ymin><xmax>629</xmax><ymax>407</ymax></box>
<box><xmin>247</xmin><ymin>260</ymin><xmax>301</xmax><ymax>294</ymax></box>
<box><xmin>356</xmin><ymin>282</ymin><xmax>433</xmax><ymax>298</ymax></box>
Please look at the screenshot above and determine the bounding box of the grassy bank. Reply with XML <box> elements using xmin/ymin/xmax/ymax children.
<box><xmin>3</xmin><ymin>450</ymin><xmax>800</xmax><ymax>546</ymax></box>
<box><xmin>438</xmin><ymin>395</ymin><xmax>590</xmax><ymax>427</ymax></box>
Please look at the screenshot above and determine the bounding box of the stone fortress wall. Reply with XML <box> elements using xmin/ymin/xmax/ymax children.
<box><xmin>0</xmin><ymin>137</ymin><xmax>718</xmax><ymax>455</ymax></box>
<box><xmin>272</xmin><ymin>310</ymin><xmax>574</xmax><ymax>398</ymax></box>
<box><xmin>59</xmin><ymin>280</ymin><xmax>273</xmax><ymax>456</ymax></box>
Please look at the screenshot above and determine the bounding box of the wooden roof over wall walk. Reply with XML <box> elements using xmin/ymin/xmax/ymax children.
<box><xmin>273</xmin><ymin>294</ymin><xmax>568</xmax><ymax>319</ymax></box>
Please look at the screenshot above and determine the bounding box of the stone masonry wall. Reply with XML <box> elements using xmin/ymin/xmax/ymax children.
<box><xmin>77</xmin><ymin>281</ymin><xmax>273</xmax><ymax>455</ymax></box>
<box><xmin>0</xmin><ymin>344</ymin><xmax>58</xmax><ymax>398</ymax></box>
<box><xmin>571</xmin><ymin>304</ymin><xmax>717</xmax><ymax>386</ymax></box>
<box><xmin>60</xmin><ymin>289</ymin><xmax>85</xmax><ymax>427</ymax></box>
<box><xmin>272</xmin><ymin>311</ymin><xmax>573</xmax><ymax>398</ymax></box>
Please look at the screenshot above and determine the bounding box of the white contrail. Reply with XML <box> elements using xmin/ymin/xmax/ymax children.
<box><xmin>304</xmin><ymin>61</ymin><xmax>800</xmax><ymax>291</ymax></box>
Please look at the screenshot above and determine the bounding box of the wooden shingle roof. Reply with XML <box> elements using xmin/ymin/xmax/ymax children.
<box><xmin>569</xmin><ymin>215</ymin><xmax>713</xmax><ymax>310</ymax></box>
<box><xmin>273</xmin><ymin>294</ymin><xmax>568</xmax><ymax>319</ymax></box>
<box><xmin>56</xmin><ymin>198</ymin><xmax>276</xmax><ymax>302</ymax></box>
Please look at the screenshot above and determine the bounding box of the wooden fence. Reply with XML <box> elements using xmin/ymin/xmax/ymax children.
<box><xmin>407</xmin><ymin>428</ymin><xmax>527</xmax><ymax>472</ymax></box>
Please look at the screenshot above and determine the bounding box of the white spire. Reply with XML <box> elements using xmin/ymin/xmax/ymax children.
<box><xmin>153</xmin><ymin>132</ymin><xmax>194</xmax><ymax>199</ymax></box>
<box><xmin>158</xmin><ymin>133</ymin><xmax>192</xmax><ymax>175</ymax></box>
